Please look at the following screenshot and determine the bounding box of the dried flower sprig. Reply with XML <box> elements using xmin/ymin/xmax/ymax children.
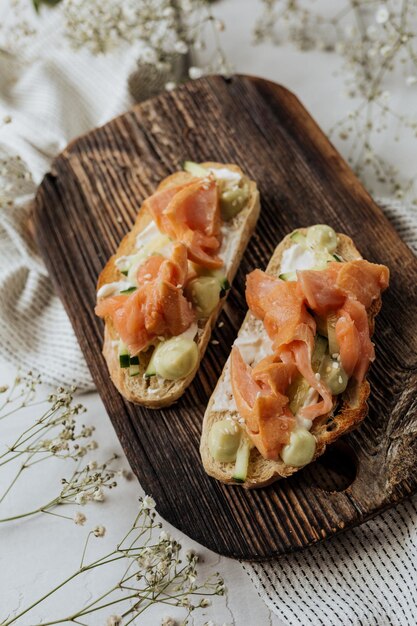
<box><xmin>1</xmin><ymin>497</ymin><xmax>225</xmax><ymax>626</ymax></box>
<box><xmin>255</xmin><ymin>0</ymin><xmax>417</xmax><ymax>203</ymax></box>
<box><xmin>0</xmin><ymin>372</ymin><xmax>121</xmax><ymax>523</ymax></box>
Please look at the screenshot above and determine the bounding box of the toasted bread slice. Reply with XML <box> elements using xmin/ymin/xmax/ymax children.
<box><xmin>200</xmin><ymin>229</ymin><xmax>382</xmax><ymax>488</ymax></box>
<box><xmin>97</xmin><ymin>162</ymin><xmax>260</xmax><ymax>408</ymax></box>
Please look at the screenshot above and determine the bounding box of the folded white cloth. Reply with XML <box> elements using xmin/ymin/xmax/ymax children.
<box><xmin>244</xmin><ymin>496</ymin><xmax>417</xmax><ymax>626</ymax></box>
<box><xmin>0</xmin><ymin>9</ymin><xmax>141</xmax><ymax>390</ymax></box>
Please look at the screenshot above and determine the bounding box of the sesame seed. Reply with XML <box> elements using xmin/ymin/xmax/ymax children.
<box><xmin>144</xmin><ymin>273</ymin><xmax>151</xmax><ymax>279</ymax></box>
<box><xmin>332</xmin><ymin>361</ymin><xmax>339</xmax><ymax>369</ymax></box>
<box><xmin>176</xmin><ymin>284</ymin><xmax>182</xmax><ymax>289</ymax></box>
<box><xmin>315</xmin><ymin>372</ymin><xmax>321</xmax><ymax>380</ymax></box>
<box><xmin>332</xmin><ymin>353</ymin><xmax>339</xmax><ymax>359</ymax></box>
<box><xmin>338</xmin><ymin>376</ymin><xmax>343</xmax><ymax>384</ymax></box>
<box><xmin>219</xmin><ymin>321</ymin><xmax>224</xmax><ymax>328</ymax></box>
<box><xmin>211</xmin><ymin>339</ymin><xmax>219</xmax><ymax>345</ymax></box>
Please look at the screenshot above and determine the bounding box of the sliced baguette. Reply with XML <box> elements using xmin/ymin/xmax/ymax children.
<box><xmin>200</xmin><ymin>228</ymin><xmax>382</xmax><ymax>488</ymax></box>
<box><xmin>97</xmin><ymin>162</ymin><xmax>260</xmax><ymax>408</ymax></box>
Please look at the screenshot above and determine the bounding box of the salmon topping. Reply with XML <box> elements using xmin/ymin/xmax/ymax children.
<box><xmin>231</xmin><ymin>257</ymin><xmax>389</xmax><ymax>461</ymax></box>
<box><xmin>145</xmin><ymin>177</ymin><xmax>223</xmax><ymax>269</ymax></box>
<box><xmin>95</xmin><ymin>243</ymin><xmax>194</xmax><ymax>355</ymax></box>
<box><xmin>231</xmin><ymin>348</ymin><xmax>296</xmax><ymax>460</ymax></box>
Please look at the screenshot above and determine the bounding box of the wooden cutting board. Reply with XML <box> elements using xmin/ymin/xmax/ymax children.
<box><xmin>33</xmin><ymin>75</ymin><xmax>417</xmax><ymax>560</ymax></box>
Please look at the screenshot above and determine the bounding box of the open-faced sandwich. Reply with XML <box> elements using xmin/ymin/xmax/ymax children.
<box><xmin>200</xmin><ymin>225</ymin><xmax>389</xmax><ymax>488</ymax></box>
<box><xmin>95</xmin><ymin>161</ymin><xmax>260</xmax><ymax>407</ymax></box>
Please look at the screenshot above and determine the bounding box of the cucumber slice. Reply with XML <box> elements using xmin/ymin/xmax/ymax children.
<box><xmin>120</xmin><ymin>286</ymin><xmax>137</xmax><ymax>294</ymax></box>
<box><xmin>290</xmin><ymin>231</ymin><xmax>306</xmax><ymax>245</ymax></box>
<box><xmin>183</xmin><ymin>161</ymin><xmax>208</xmax><ymax>177</ymax></box>
<box><xmin>220</xmin><ymin>277</ymin><xmax>230</xmax><ymax>291</ymax></box>
<box><xmin>333</xmin><ymin>254</ymin><xmax>343</xmax><ymax>262</ymax></box>
<box><xmin>279</xmin><ymin>271</ymin><xmax>297</xmax><ymax>281</ymax></box>
<box><xmin>129</xmin><ymin>355</ymin><xmax>139</xmax><ymax>366</ymax></box>
<box><xmin>119</xmin><ymin>354</ymin><xmax>130</xmax><ymax>368</ymax></box>
<box><xmin>118</xmin><ymin>341</ymin><xmax>129</xmax><ymax>368</ymax></box>
<box><xmin>144</xmin><ymin>348</ymin><xmax>157</xmax><ymax>377</ymax></box>
<box><xmin>232</xmin><ymin>437</ymin><xmax>251</xmax><ymax>483</ymax></box>
<box><xmin>129</xmin><ymin>363</ymin><xmax>140</xmax><ymax>377</ymax></box>
<box><xmin>120</xmin><ymin>270</ymin><xmax>128</xmax><ymax>276</ymax></box>
<box><xmin>219</xmin><ymin>276</ymin><xmax>230</xmax><ymax>298</ymax></box>
<box><xmin>327</xmin><ymin>314</ymin><xmax>339</xmax><ymax>355</ymax></box>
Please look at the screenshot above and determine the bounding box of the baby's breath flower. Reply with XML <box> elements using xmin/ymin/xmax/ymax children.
<box><xmin>93</xmin><ymin>525</ymin><xmax>106</xmax><ymax>538</ymax></box>
<box><xmin>174</xmin><ymin>40</ymin><xmax>188</xmax><ymax>54</ymax></box>
<box><xmin>161</xmin><ymin>618</ymin><xmax>176</xmax><ymax>626</ymax></box>
<box><xmin>75</xmin><ymin>491</ymin><xmax>89</xmax><ymax>505</ymax></box>
<box><xmin>375</xmin><ymin>6</ymin><xmax>389</xmax><ymax>24</ymax></box>
<box><xmin>142</xmin><ymin>495</ymin><xmax>156</xmax><ymax>510</ymax></box>
<box><xmin>74</xmin><ymin>512</ymin><xmax>87</xmax><ymax>526</ymax></box>
<box><xmin>189</xmin><ymin>66</ymin><xmax>204</xmax><ymax>80</ymax></box>
<box><xmin>93</xmin><ymin>487</ymin><xmax>105</xmax><ymax>502</ymax></box>
<box><xmin>2</xmin><ymin>115</ymin><xmax>12</xmax><ymax>124</ymax></box>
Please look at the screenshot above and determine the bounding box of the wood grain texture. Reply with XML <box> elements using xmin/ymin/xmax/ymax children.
<box><xmin>32</xmin><ymin>75</ymin><xmax>417</xmax><ymax>560</ymax></box>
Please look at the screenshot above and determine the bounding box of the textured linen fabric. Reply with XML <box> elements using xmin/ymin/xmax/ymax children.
<box><xmin>242</xmin><ymin>202</ymin><xmax>417</xmax><ymax>626</ymax></box>
<box><xmin>244</xmin><ymin>497</ymin><xmax>417</xmax><ymax>626</ymax></box>
<box><xmin>0</xmin><ymin>9</ymin><xmax>143</xmax><ymax>390</ymax></box>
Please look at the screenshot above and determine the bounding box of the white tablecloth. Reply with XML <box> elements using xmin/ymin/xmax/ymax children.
<box><xmin>1</xmin><ymin>1</ymin><xmax>416</xmax><ymax>624</ymax></box>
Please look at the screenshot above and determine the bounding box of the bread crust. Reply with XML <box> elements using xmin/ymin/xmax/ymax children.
<box><xmin>97</xmin><ymin>162</ymin><xmax>260</xmax><ymax>408</ymax></box>
<box><xmin>200</xmin><ymin>229</ymin><xmax>380</xmax><ymax>488</ymax></box>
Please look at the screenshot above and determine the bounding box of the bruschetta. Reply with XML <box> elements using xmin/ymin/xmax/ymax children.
<box><xmin>200</xmin><ymin>225</ymin><xmax>389</xmax><ymax>488</ymax></box>
<box><xmin>95</xmin><ymin>161</ymin><xmax>260</xmax><ymax>407</ymax></box>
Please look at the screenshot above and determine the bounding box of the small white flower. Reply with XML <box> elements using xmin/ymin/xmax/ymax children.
<box><xmin>87</xmin><ymin>440</ymin><xmax>98</xmax><ymax>450</ymax></box>
<box><xmin>189</xmin><ymin>66</ymin><xmax>204</xmax><ymax>80</ymax></box>
<box><xmin>106</xmin><ymin>616</ymin><xmax>122</xmax><ymax>626</ymax></box>
<box><xmin>375</xmin><ymin>6</ymin><xmax>389</xmax><ymax>24</ymax></box>
<box><xmin>174</xmin><ymin>40</ymin><xmax>188</xmax><ymax>54</ymax></box>
<box><xmin>380</xmin><ymin>44</ymin><xmax>391</xmax><ymax>57</ymax></box>
<box><xmin>142</xmin><ymin>495</ymin><xmax>156</xmax><ymax>510</ymax></box>
<box><xmin>93</xmin><ymin>525</ymin><xmax>106</xmax><ymax>537</ymax></box>
<box><xmin>200</xmin><ymin>598</ymin><xmax>210</xmax><ymax>607</ymax></box>
<box><xmin>141</xmin><ymin>48</ymin><xmax>157</xmax><ymax>64</ymax></box>
<box><xmin>75</xmin><ymin>491</ymin><xmax>89</xmax><ymax>505</ymax></box>
<box><xmin>93</xmin><ymin>487</ymin><xmax>105</xmax><ymax>502</ymax></box>
<box><xmin>165</xmin><ymin>81</ymin><xmax>176</xmax><ymax>92</ymax></box>
<box><xmin>406</xmin><ymin>75</ymin><xmax>417</xmax><ymax>86</ymax></box>
<box><xmin>2</xmin><ymin>115</ymin><xmax>11</xmax><ymax>124</ymax></box>
<box><xmin>161</xmin><ymin>617</ymin><xmax>176</xmax><ymax>626</ymax></box>
<box><xmin>87</xmin><ymin>460</ymin><xmax>97</xmax><ymax>471</ymax></box>
<box><xmin>74</xmin><ymin>512</ymin><xmax>87</xmax><ymax>526</ymax></box>
<box><xmin>159</xmin><ymin>530</ymin><xmax>170</xmax><ymax>541</ymax></box>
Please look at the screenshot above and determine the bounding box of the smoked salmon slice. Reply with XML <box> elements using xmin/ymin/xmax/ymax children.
<box><xmin>95</xmin><ymin>243</ymin><xmax>194</xmax><ymax>355</ymax></box>
<box><xmin>145</xmin><ymin>177</ymin><xmax>223</xmax><ymax>269</ymax></box>
<box><xmin>246</xmin><ymin>270</ymin><xmax>316</xmax><ymax>351</ymax></box>
<box><xmin>230</xmin><ymin>347</ymin><xmax>296</xmax><ymax>460</ymax></box>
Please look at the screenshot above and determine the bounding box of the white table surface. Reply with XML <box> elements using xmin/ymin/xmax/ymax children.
<box><xmin>1</xmin><ymin>1</ymin><xmax>415</xmax><ymax>624</ymax></box>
